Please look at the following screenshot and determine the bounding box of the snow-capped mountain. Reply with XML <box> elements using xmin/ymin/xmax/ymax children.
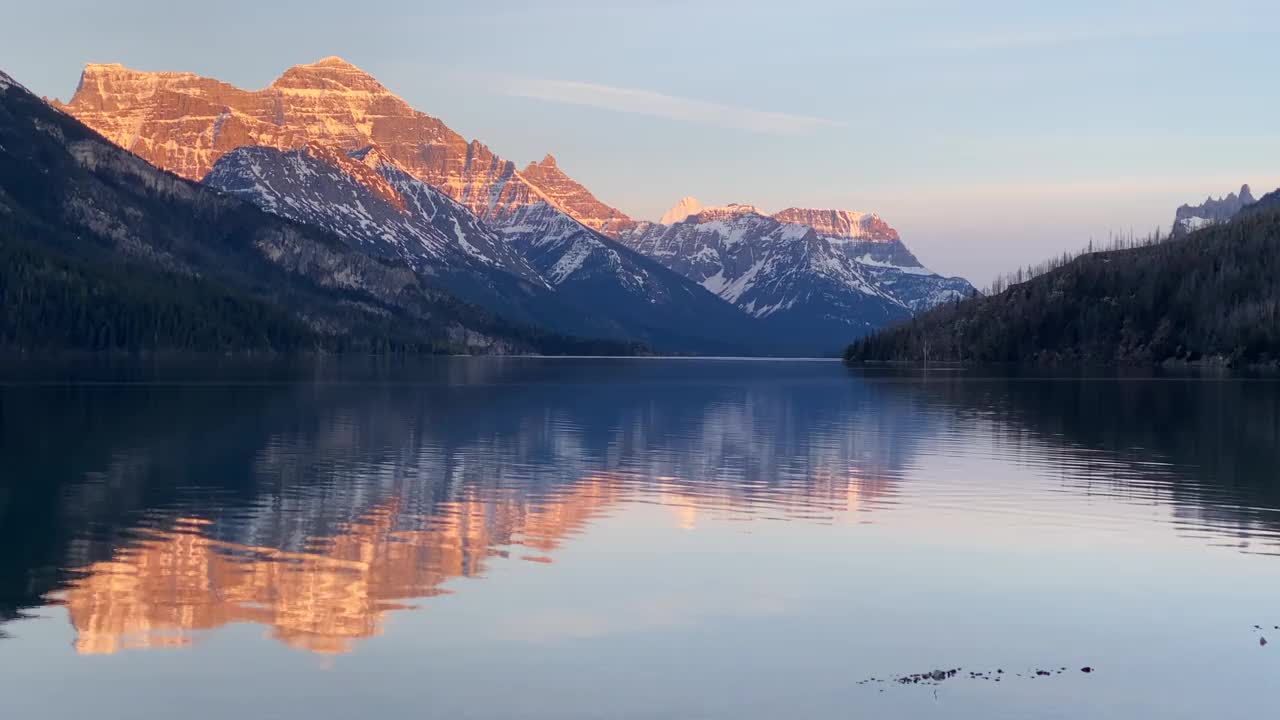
<box><xmin>55</xmin><ymin>58</ymin><xmax>635</xmax><ymax>233</ymax></box>
<box><xmin>203</xmin><ymin>140</ymin><xmax>759</xmax><ymax>352</ymax></box>
<box><xmin>771</xmin><ymin>207</ymin><xmax>975</xmax><ymax>312</ymax></box>
<box><xmin>0</xmin><ymin>70</ymin><xmax>585</xmax><ymax>354</ymax></box>
<box><xmin>519</xmin><ymin>154</ymin><xmax>637</xmax><ymax>235</ymax></box>
<box><xmin>660</xmin><ymin>196</ymin><xmax>704</xmax><ymax>225</ymax></box>
<box><xmin>203</xmin><ymin>142</ymin><xmax>585</xmax><ymax>330</ymax></box>
<box><xmin>57</xmin><ymin>57</ymin><xmax>776</xmax><ymax>352</ymax></box>
<box><xmin>1172</xmin><ymin>184</ymin><xmax>1256</xmax><ymax>236</ymax></box>
<box><xmin>53</xmin><ymin>56</ymin><xmax>975</xmax><ymax>355</ymax></box>
<box><xmin>620</xmin><ymin>201</ymin><xmax>974</xmax><ymax>345</ymax></box>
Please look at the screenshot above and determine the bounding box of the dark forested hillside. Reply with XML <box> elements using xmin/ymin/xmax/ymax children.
<box><xmin>846</xmin><ymin>204</ymin><xmax>1280</xmax><ymax>366</ymax></box>
<box><xmin>0</xmin><ymin>234</ymin><xmax>317</xmax><ymax>351</ymax></box>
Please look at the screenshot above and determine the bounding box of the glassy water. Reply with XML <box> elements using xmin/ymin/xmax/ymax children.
<box><xmin>1</xmin><ymin>358</ymin><xmax>1278</xmax><ymax>719</ymax></box>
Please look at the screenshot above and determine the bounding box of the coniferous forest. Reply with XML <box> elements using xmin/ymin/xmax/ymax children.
<box><xmin>0</xmin><ymin>233</ymin><xmax>645</xmax><ymax>356</ymax></box>
<box><xmin>0</xmin><ymin>234</ymin><xmax>317</xmax><ymax>352</ymax></box>
<box><xmin>846</xmin><ymin>199</ymin><xmax>1280</xmax><ymax>366</ymax></box>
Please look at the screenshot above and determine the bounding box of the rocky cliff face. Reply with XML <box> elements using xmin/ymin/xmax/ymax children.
<box><xmin>519</xmin><ymin>154</ymin><xmax>636</xmax><ymax>234</ymax></box>
<box><xmin>1172</xmin><ymin>184</ymin><xmax>1256</xmax><ymax>236</ymax></box>
<box><xmin>772</xmin><ymin>207</ymin><xmax>900</xmax><ymax>243</ymax></box>
<box><xmin>56</xmin><ymin>58</ymin><xmax>634</xmax><ymax>232</ymax></box>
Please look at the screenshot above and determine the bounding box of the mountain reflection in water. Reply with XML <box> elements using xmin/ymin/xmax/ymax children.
<box><xmin>2</xmin><ymin>359</ymin><xmax>1279</xmax><ymax>664</ymax></box>
<box><xmin>0</xmin><ymin>359</ymin><xmax>909</xmax><ymax>654</ymax></box>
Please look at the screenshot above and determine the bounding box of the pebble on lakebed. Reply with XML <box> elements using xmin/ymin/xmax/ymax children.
<box><xmin>856</xmin><ymin>665</ymin><xmax>1095</xmax><ymax>688</ymax></box>
<box><xmin>1252</xmin><ymin>625</ymin><xmax>1274</xmax><ymax>647</ymax></box>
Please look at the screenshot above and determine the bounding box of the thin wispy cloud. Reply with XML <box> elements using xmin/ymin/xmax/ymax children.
<box><xmin>497</xmin><ymin>76</ymin><xmax>842</xmax><ymax>135</ymax></box>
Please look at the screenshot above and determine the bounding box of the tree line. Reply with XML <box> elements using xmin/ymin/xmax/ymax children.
<box><xmin>0</xmin><ymin>233</ymin><xmax>645</xmax><ymax>356</ymax></box>
<box><xmin>846</xmin><ymin>206</ymin><xmax>1280</xmax><ymax>367</ymax></box>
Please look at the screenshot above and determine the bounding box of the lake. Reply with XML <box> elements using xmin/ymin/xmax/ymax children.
<box><xmin>1</xmin><ymin>357</ymin><xmax>1278</xmax><ymax>719</ymax></box>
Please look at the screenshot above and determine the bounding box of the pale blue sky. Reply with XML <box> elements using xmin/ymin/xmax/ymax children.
<box><xmin>5</xmin><ymin>0</ymin><xmax>1279</xmax><ymax>284</ymax></box>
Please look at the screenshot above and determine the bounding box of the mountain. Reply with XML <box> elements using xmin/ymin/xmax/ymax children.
<box><xmin>1172</xmin><ymin>184</ymin><xmax>1256</xmax><ymax>236</ymax></box>
<box><xmin>56</xmin><ymin>58</ymin><xmax>775</xmax><ymax>354</ymax></box>
<box><xmin>660</xmin><ymin>196</ymin><xmax>704</xmax><ymax>224</ymax></box>
<box><xmin>497</xmin><ymin>201</ymin><xmax>765</xmax><ymax>354</ymax></box>
<box><xmin>206</xmin><ymin>142</ymin><xmax>542</xmax><ymax>280</ymax></box>
<box><xmin>54</xmin><ymin>57</ymin><xmax>976</xmax><ymax>355</ymax></box>
<box><xmin>619</xmin><ymin>202</ymin><xmax>974</xmax><ymax>352</ymax></box>
<box><xmin>846</xmin><ymin>201</ymin><xmax>1280</xmax><ymax>366</ymax></box>
<box><xmin>519</xmin><ymin>154</ymin><xmax>636</xmax><ymax>235</ymax></box>
<box><xmin>203</xmin><ymin>142</ymin><xmax>568</xmax><ymax>329</ymax></box>
<box><xmin>0</xmin><ymin>68</ymin><xmax>636</xmax><ymax>355</ymax></box>
<box><xmin>770</xmin><ymin>207</ymin><xmax>976</xmax><ymax>312</ymax></box>
<box><xmin>205</xmin><ymin>141</ymin><xmax>751</xmax><ymax>351</ymax></box>
<box><xmin>55</xmin><ymin>58</ymin><xmax>634</xmax><ymax>232</ymax></box>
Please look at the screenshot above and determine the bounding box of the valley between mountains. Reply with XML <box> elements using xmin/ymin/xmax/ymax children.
<box><xmin>1</xmin><ymin>58</ymin><xmax>974</xmax><ymax>356</ymax></box>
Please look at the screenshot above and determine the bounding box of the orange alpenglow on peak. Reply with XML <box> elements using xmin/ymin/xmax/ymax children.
<box><xmin>57</xmin><ymin>479</ymin><xmax>624</xmax><ymax>656</ymax></box>
<box><xmin>55</xmin><ymin>59</ymin><xmax>635</xmax><ymax>235</ymax></box>
<box><xmin>772</xmin><ymin>207</ymin><xmax>900</xmax><ymax>243</ymax></box>
<box><xmin>312</xmin><ymin>56</ymin><xmax>358</xmax><ymax>67</ymax></box>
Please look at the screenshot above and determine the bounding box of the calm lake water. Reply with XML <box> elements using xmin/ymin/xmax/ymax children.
<box><xmin>1</xmin><ymin>358</ymin><xmax>1278</xmax><ymax>719</ymax></box>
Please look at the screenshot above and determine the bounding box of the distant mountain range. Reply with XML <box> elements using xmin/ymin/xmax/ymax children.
<box><xmin>2</xmin><ymin>57</ymin><xmax>977</xmax><ymax>353</ymax></box>
<box><xmin>5</xmin><ymin>57</ymin><xmax>976</xmax><ymax>355</ymax></box>
<box><xmin>619</xmin><ymin>202</ymin><xmax>973</xmax><ymax>345</ymax></box>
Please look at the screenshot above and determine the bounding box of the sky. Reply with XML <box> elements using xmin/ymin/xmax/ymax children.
<box><xmin>4</xmin><ymin>0</ymin><xmax>1279</xmax><ymax>285</ymax></box>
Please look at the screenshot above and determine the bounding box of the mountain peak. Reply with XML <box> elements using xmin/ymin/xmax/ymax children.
<box><xmin>1173</xmin><ymin>182</ymin><xmax>1259</xmax><ymax>236</ymax></box>
<box><xmin>54</xmin><ymin>58</ymin><xmax>633</xmax><ymax>234</ymax></box>
<box><xmin>312</xmin><ymin>56</ymin><xmax>358</xmax><ymax>68</ymax></box>
<box><xmin>81</xmin><ymin>62</ymin><xmax>127</xmax><ymax>73</ymax></box>
<box><xmin>518</xmin><ymin>154</ymin><xmax>637</xmax><ymax>234</ymax></box>
<box><xmin>660</xmin><ymin>196</ymin><xmax>704</xmax><ymax>224</ymax></box>
<box><xmin>270</xmin><ymin>56</ymin><xmax>385</xmax><ymax>93</ymax></box>
<box><xmin>773</xmin><ymin>207</ymin><xmax>900</xmax><ymax>243</ymax></box>
<box><xmin>687</xmin><ymin>203</ymin><xmax>764</xmax><ymax>223</ymax></box>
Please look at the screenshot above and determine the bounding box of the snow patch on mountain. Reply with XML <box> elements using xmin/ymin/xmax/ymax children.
<box><xmin>660</xmin><ymin>196</ymin><xmax>704</xmax><ymax>224</ymax></box>
<box><xmin>1172</xmin><ymin>184</ymin><xmax>1256</xmax><ymax>237</ymax></box>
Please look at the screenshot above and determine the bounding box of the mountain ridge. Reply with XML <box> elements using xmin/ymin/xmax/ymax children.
<box><xmin>620</xmin><ymin>203</ymin><xmax>974</xmax><ymax>352</ymax></box>
<box><xmin>56</xmin><ymin>58</ymin><xmax>632</xmax><ymax>233</ymax></box>
<box><xmin>205</xmin><ymin>141</ymin><xmax>759</xmax><ymax>352</ymax></box>
<box><xmin>847</xmin><ymin>200</ymin><xmax>1280</xmax><ymax>366</ymax></box>
<box><xmin>53</xmin><ymin>57</ymin><xmax>975</xmax><ymax>355</ymax></box>
<box><xmin>1</xmin><ymin>69</ymin><xmax>638</xmax><ymax>355</ymax></box>
<box><xmin>1172</xmin><ymin>183</ymin><xmax>1256</xmax><ymax>236</ymax></box>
